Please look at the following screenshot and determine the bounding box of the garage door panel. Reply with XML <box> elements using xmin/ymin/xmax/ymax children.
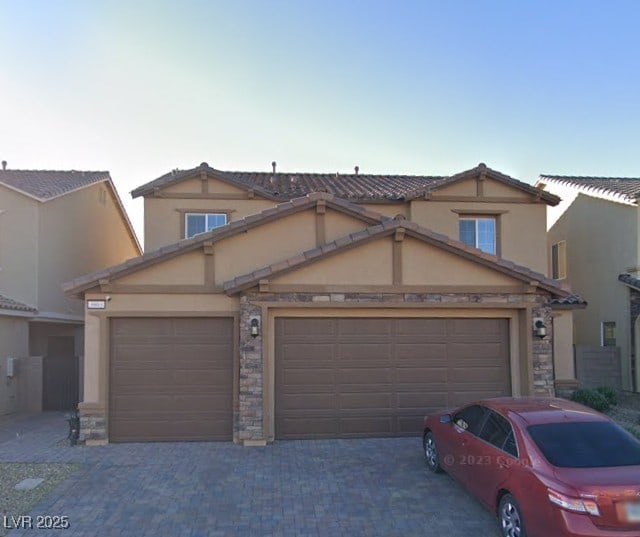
<box><xmin>340</xmin><ymin>417</ymin><xmax>393</xmax><ymax>435</ymax></box>
<box><xmin>396</xmin><ymin>318</ymin><xmax>447</xmax><ymax>335</ymax></box>
<box><xmin>396</xmin><ymin>343</ymin><xmax>448</xmax><ymax>361</ymax></box>
<box><xmin>339</xmin><ymin>368</ymin><xmax>391</xmax><ymax>384</ymax></box>
<box><xmin>339</xmin><ymin>393</ymin><xmax>392</xmax><ymax>409</ymax></box>
<box><xmin>338</xmin><ymin>343</ymin><xmax>391</xmax><ymax>360</ymax></box>
<box><xmin>110</xmin><ymin>317</ymin><xmax>233</xmax><ymax>442</ymax></box>
<box><xmin>280</xmin><ymin>343</ymin><xmax>334</xmax><ymax>362</ymax></box>
<box><xmin>282</xmin><ymin>369</ymin><xmax>335</xmax><ymax>386</ymax></box>
<box><xmin>279</xmin><ymin>393</ymin><xmax>337</xmax><ymax>410</ymax></box>
<box><xmin>395</xmin><ymin>367</ymin><xmax>447</xmax><ymax>383</ymax></box>
<box><xmin>338</xmin><ymin>318</ymin><xmax>392</xmax><ymax>336</ymax></box>
<box><xmin>276</xmin><ymin>317</ymin><xmax>510</xmax><ymax>439</ymax></box>
<box><xmin>282</xmin><ymin>318</ymin><xmax>335</xmax><ymax>336</ymax></box>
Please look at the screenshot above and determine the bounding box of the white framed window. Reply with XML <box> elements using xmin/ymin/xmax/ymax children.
<box><xmin>551</xmin><ymin>241</ymin><xmax>567</xmax><ymax>279</ymax></box>
<box><xmin>601</xmin><ymin>321</ymin><xmax>616</xmax><ymax>347</ymax></box>
<box><xmin>185</xmin><ymin>213</ymin><xmax>227</xmax><ymax>238</ymax></box>
<box><xmin>459</xmin><ymin>217</ymin><xmax>496</xmax><ymax>254</ymax></box>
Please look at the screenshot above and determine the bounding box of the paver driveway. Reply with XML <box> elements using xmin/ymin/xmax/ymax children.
<box><xmin>1</xmin><ymin>413</ymin><xmax>501</xmax><ymax>537</ymax></box>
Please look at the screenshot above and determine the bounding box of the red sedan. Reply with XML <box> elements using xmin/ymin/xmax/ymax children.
<box><xmin>423</xmin><ymin>397</ymin><xmax>640</xmax><ymax>537</ymax></box>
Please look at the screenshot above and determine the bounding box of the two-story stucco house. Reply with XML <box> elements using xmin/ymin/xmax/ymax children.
<box><xmin>65</xmin><ymin>162</ymin><xmax>584</xmax><ymax>445</ymax></box>
<box><xmin>0</xmin><ymin>164</ymin><xmax>141</xmax><ymax>415</ymax></box>
<box><xmin>537</xmin><ymin>174</ymin><xmax>640</xmax><ymax>392</ymax></box>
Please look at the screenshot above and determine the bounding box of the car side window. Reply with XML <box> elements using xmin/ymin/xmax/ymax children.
<box><xmin>453</xmin><ymin>405</ymin><xmax>487</xmax><ymax>436</ymax></box>
<box><xmin>479</xmin><ymin>411</ymin><xmax>518</xmax><ymax>457</ymax></box>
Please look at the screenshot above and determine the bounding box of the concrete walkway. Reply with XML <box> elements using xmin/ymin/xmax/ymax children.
<box><xmin>0</xmin><ymin>413</ymin><xmax>500</xmax><ymax>537</ymax></box>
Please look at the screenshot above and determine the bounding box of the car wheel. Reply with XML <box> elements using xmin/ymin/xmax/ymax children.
<box><xmin>499</xmin><ymin>493</ymin><xmax>526</xmax><ymax>537</ymax></box>
<box><xmin>423</xmin><ymin>431</ymin><xmax>442</xmax><ymax>473</ymax></box>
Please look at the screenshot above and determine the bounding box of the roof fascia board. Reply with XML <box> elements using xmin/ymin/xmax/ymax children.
<box><xmin>0</xmin><ymin>181</ymin><xmax>44</xmax><ymax>202</ymax></box>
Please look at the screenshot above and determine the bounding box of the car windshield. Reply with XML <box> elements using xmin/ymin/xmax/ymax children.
<box><xmin>528</xmin><ymin>421</ymin><xmax>640</xmax><ymax>468</ymax></box>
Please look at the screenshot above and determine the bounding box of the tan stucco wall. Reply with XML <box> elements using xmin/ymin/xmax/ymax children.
<box><xmin>409</xmin><ymin>200</ymin><xmax>548</xmax><ymax>274</ymax></box>
<box><xmin>402</xmin><ymin>237</ymin><xmax>518</xmax><ymax>286</ymax></box>
<box><xmin>548</xmin><ymin>194</ymin><xmax>637</xmax><ymax>389</ymax></box>
<box><xmin>214</xmin><ymin>211</ymin><xmax>317</xmax><ymax>283</ymax></box>
<box><xmin>0</xmin><ymin>186</ymin><xmax>39</xmax><ymax>307</ymax></box>
<box><xmin>0</xmin><ymin>316</ymin><xmax>30</xmax><ymax>415</ymax></box>
<box><xmin>357</xmin><ymin>203</ymin><xmax>408</xmax><ymax>219</ymax></box>
<box><xmin>38</xmin><ymin>182</ymin><xmax>140</xmax><ymax>317</ymax></box>
<box><xmin>324</xmin><ymin>211</ymin><xmax>377</xmax><ymax>242</ymax></box>
<box><xmin>144</xmin><ymin>197</ymin><xmax>275</xmax><ymax>251</ymax></box>
<box><xmin>273</xmin><ymin>239</ymin><xmax>394</xmax><ymax>285</ymax></box>
<box><xmin>553</xmin><ymin>311</ymin><xmax>575</xmax><ymax>381</ymax></box>
<box><xmin>118</xmin><ymin>251</ymin><xmax>205</xmax><ymax>285</ymax></box>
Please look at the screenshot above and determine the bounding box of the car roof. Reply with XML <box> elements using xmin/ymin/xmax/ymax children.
<box><xmin>478</xmin><ymin>397</ymin><xmax>610</xmax><ymax>425</ymax></box>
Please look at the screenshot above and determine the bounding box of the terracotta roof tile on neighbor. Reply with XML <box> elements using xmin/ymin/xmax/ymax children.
<box><xmin>0</xmin><ymin>169</ymin><xmax>110</xmax><ymax>200</ymax></box>
<box><xmin>619</xmin><ymin>273</ymin><xmax>640</xmax><ymax>289</ymax></box>
<box><xmin>0</xmin><ymin>293</ymin><xmax>37</xmax><ymax>313</ymax></box>
<box><xmin>132</xmin><ymin>162</ymin><xmax>559</xmax><ymax>205</ymax></box>
<box><xmin>540</xmin><ymin>174</ymin><xmax>640</xmax><ymax>203</ymax></box>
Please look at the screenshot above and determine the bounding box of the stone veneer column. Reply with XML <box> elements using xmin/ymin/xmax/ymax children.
<box><xmin>532</xmin><ymin>303</ymin><xmax>555</xmax><ymax>396</ymax></box>
<box><xmin>78</xmin><ymin>403</ymin><xmax>107</xmax><ymax>445</ymax></box>
<box><xmin>237</xmin><ymin>296</ymin><xmax>264</xmax><ymax>441</ymax></box>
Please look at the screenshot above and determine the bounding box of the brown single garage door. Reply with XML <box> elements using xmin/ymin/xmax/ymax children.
<box><xmin>110</xmin><ymin>317</ymin><xmax>233</xmax><ymax>442</ymax></box>
<box><xmin>275</xmin><ymin>317</ymin><xmax>510</xmax><ymax>439</ymax></box>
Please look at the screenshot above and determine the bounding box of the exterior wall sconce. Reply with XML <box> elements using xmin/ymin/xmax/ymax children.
<box><xmin>533</xmin><ymin>318</ymin><xmax>547</xmax><ymax>339</ymax></box>
<box><xmin>250</xmin><ymin>317</ymin><xmax>260</xmax><ymax>338</ymax></box>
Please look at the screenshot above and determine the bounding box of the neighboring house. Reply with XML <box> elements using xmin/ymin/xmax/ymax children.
<box><xmin>537</xmin><ymin>174</ymin><xmax>640</xmax><ymax>392</ymax></box>
<box><xmin>65</xmin><ymin>162</ymin><xmax>584</xmax><ymax>445</ymax></box>
<box><xmin>0</xmin><ymin>164</ymin><xmax>141</xmax><ymax>415</ymax></box>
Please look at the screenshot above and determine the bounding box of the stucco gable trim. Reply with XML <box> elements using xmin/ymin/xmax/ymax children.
<box><xmin>222</xmin><ymin>217</ymin><xmax>573</xmax><ymax>297</ymax></box>
<box><xmin>63</xmin><ymin>193</ymin><xmax>390</xmax><ymax>297</ymax></box>
<box><xmin>132</xmin><ymin>163</ymin><xmax>281</xmax><ymax>201</ymax></box>
<box><xmin>407</xmin><ymin>163</ymin><xmax>560</xmax><ymax>206</ymax></box>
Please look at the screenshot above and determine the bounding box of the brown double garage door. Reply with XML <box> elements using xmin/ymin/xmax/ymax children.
<box><xmin>109</xmin><ymin>317</ymin><xmax>233</xmax><ymax>442</ymax></box>
<box><xmin>109</xmin><ymin>316</ymin><xmax>510</xmax><ymax>442</ymax></box>
<box><xmin>275</xmin><ymin>317</ymin><xmax>511</xmax><ymax>439</ymax></box>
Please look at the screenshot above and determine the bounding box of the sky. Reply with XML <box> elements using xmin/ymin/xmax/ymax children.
<box><xmin>1</xmin><ymin>1</ymin><xmax>639</xmax><ymax>246</ymax></box>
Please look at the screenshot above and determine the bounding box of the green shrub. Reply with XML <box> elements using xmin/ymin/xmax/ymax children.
<box><xmin>594</xmin><ymin>386</ymin><xmax>618</xmax><ymax>406</ymax></box>
<box><xmin>570</xmin><ymin>388</ymin><xmax>610</xmax><ymax>412</ymax></box>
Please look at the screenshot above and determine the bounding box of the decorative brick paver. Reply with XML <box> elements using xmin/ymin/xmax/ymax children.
<box><xmin>1</xmin><ymin>413</ymin><xmax>501</xmax><ymax>536</ymax></box>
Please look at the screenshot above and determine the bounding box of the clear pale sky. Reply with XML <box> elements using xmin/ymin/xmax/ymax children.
<box><xmin>1</xmin><ymin>1</ymin><xmax>639</xmax><ymax>245</ymax></box>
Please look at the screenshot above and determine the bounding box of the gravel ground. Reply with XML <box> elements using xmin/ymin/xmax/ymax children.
<box><xmin>0</xmin><ymin>463</ymin><xmax>79</xmax><ymax>537</ymax></box>
<box><xmin>606</xmin><ymin>392</ymin><xmax>640</xmax><ymax>438</ymax></box>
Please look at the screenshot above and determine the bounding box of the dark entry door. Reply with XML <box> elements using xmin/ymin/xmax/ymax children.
<box><xmin>43</xmin><ymin>336</ymin><xmax>79</xmax><ymax>410</ymax></box>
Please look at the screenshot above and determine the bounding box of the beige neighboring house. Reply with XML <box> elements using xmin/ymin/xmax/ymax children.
<box><xmin>65</xmin><ymin>162</ymin><xmax>584</xmax><ymax>445</ymax></box>
<box><xmin>537</xmin><ymin>174</ymin><xmax>640</xmax><ymax>392</ymax></box>
<box><xmin>0</xmin><ymin>163</ymin><xmax>141</xmax><ymax>415</ymax></box>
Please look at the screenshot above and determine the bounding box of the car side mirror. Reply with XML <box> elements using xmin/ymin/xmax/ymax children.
<box><xmin>440</xmin><ymin>414</ymin><xmax>452</xmax><ymax>424</ymax></box>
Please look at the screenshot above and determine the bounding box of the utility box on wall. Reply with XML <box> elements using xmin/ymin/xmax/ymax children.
<box><xmin>6</xmin><ymin>357</ymin><xmax>18</xmax><ymax>378</ymax></box>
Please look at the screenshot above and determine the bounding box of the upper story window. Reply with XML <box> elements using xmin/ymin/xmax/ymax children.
<box><xmin>551</xmin><ymin>240</ymin><xmax>567</xmax><ymax>279</ymax></box>
<box><xmin>185</xmin><ymin>213</ymin><xmax>227</xmax><ymax>238</ymax></box>
<box><xmin>459</xmin><ymin>217</ymin><xmax>496</xmax><ymax>254</ymax></box>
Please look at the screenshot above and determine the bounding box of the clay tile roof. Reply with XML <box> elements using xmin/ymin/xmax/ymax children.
<box><xmin>540</xmin><ymin>174</ymin><xmax>640</xmax><ymax>204</ymax></box>
<box><xmin>0</xmin><ymin>293</ymin><xmax>37</xmax><ymax>313</ymax></box>
<box><xmin>619</xmin><ymin>273</ymin><xmax>640</xmax><ymax>289</ymax></box>
<box><xmin>547</xmin><ymin>294</ymin><xmax>588</xmax><ymax>308</ymax></box>
<box><xmin>0</xmin><ymin>169</ymin><xmax>110</xmax><ymax>200</ymax></box>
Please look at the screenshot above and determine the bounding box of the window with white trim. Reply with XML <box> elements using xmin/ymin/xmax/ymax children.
<box><xmin>551</xmin><ymin>241</ymin><xmax>567</xmax><ymax>279</ymax></box>
<box><xmin>459</xmin><ymin>217</ymin><xmax>496</xmax><ymax>254</ymax></box>
<box><xmin>185</xmin><ymin>213</ymin><xmax>227</xmax><ymax>238</ymax></box>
